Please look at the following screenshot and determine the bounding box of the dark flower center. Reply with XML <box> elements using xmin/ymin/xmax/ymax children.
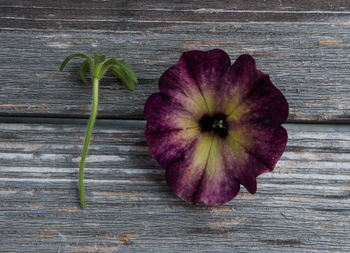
<box><xmin>199</xmin><ymin>113</ymin><xmax>228</xmax><ymax>138</ymax></box>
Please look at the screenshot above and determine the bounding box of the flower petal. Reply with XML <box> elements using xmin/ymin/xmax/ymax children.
<box><xmin>194</xmin><ymin>134</ymin><xmax>274</xmax><ymax>204</ymax></box>
<box><xmin>159</xmin><ymin>49</ymin><xmax>231</xmax><ymax>114</ymax></box>
<box><xmin>227</xmin><ymin>74</ymin><xmax>288</xmax><ymax>125</ymax></box>
<box><xmin>226</xmin><ymin>72</ymin><xmax>289</xmax><ymax>171</ymax></box>
<box><xmin>224</xmin><ymin>54</ymin><xmax>266</xmax><ymax>98</ymax></box>
<box><xmin>144</xmin><ymin>92</ymin><xmax>198</xmax><ymax>133</ymax></box>
<box><xmin>165</xmin><ymin>132</ymin><xmax>266</xmax><ymax>205</ymax></box>
<box><xmin>219</xmin><ymin>135</ymin><xmax>262</xmax><ymax>194</ymax></box>
<box><xmin>165</xmin><ymin>133</ymin><xmax>241</xmax><ymax>205</ymax></box>
<box><xmin>158</xmin><ymin>63</ymin><xmax>207</xmax><ymax>119</ymax></box>
<box><xmin>219</xmin><ymin>54</ymin><xmax>266</xmax><ymax>116</ymax></box>
<box><xmin>146</xmin><ymin>128</ymin><xmax>199</xmax><ymax>169</ymax></box>
<box><xmin>144</xmin><ymin>92</ymin><xmax>200</xmax><ymax>167</ymax></box>
<box><xmin>229</xmin><ymin>123</ymin><xmax>287</xmax><ymax>172</ymax></box>
<box><xmin>191</xmin><ymin>136</ymin><xmax>242</xmax><ymax>205</ymax></box>
<box><xmin>180</xmin><ymin>49</ymin><xmax>231</xmax><ymax>91</ymax></box>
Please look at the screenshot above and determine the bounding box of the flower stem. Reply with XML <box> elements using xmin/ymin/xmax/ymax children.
<box><xmin>79</xmin><ymin>77</ymin><xmax>99</xmax><ymax>208</ymax></box>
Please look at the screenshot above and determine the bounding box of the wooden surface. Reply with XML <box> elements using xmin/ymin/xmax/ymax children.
<box><xmin>1</xmin><ymin>0</ymin><xmax>350</xmax><ymax>122</ymax></box>
<box><xmin>0</xmin><ymin>1</ymin><xmax>350</xmax><ymax>252</ymax></box>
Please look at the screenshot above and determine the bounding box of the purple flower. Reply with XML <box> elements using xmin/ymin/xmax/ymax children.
<box><xmin>144</xmin><ymin>49</ymin><xmax>288</xmax><ymax>205</ymax></box>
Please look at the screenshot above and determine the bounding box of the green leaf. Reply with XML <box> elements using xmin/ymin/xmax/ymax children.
<box><xmin>79</xmin><ymin>60</ymin><xmax>90</xmax><ymax>85</ymax></box>
<box><xmin>97</xmin><ymin>58</ymin><xmax>137</xmax><ymax>91</ymax></box>
<box><xmin>97</xmin><ymin>58</ymin><xmax>119</xmax><ymax>79</ymax></box>
<box><xmin>92</xmin><ymin>52</ymin><xmax>106</xmax><ymax>77</ymax></box>
<box><xmin>111</xmin><ymin>65</ymin><xmax>136</xmax><ymax>91</ymax></box>
<box><xmin>93</xmin><ymin>52</ymin><xmax>106</xmax><ymax>65</ymax></box>
<box><xmin>59</xmin><ymin>53</ymin><xmax>92</xmax><ymax>72</ymax></box>
<box><xmin>115</xmin><ymin>60</ymin><xmax>138</xmax><ymax>83</ymax></box>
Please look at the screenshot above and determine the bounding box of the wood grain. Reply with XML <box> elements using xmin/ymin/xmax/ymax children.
<box><xmin>0</xmin><ymin>119</ymin><xmax>349</xmax><ymax>252</ymax></box>
<box><xmin>2</xmin><ymin>0</ymin><xmax>350</xmax><ymax>11</ymax></box>
<box><xmin>0</xmin><ymin>3</ymin><xmax>350</xmax><ymax>122</ymax></box>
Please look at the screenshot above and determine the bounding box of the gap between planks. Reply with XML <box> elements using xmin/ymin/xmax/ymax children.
<box><xmin>0</xmin><ymin>116</ymin><xmax>350</xmax><ymax>129</ymax></box>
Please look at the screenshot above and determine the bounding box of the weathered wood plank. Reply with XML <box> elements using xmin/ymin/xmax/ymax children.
<box><xmin>0</xmin><ymin>119</ymin><xmax>349</xmax><ymax>252</ymax></box>
<box><xmin>0</xmin><ymin>23</ymin><xmax>350</xmax><ymax>122</ymax></box>
<box><xmin>3</xmin><ymin>7</ymin><xmax>350</xmax><ymax>24</ymax></box>
<box><xmin>2</xmin><ymin>0</ymin><xmax>350</xmax><ymax>11</ymax></box>
<box><xmin>1</xmin><ymin>2</ymin><xmax>350</xmax><ymax>122</ymax></box>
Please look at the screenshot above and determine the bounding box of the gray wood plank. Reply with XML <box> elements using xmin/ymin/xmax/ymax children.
<box><xmin>1</xmin><ymin>22</ymin><xmax>350</xmax><ymax>122</ymax></box>
<box><xmin>2</xmin><ymin>0</ymin><xmax>350</xmax><ymax>11</ymax></box>
<box><xmin>1</xmin><ymin>2</ymin><xmax>350</xmax><ymax>122</ymax></box>
<box><xmin>3</xmin><ymin>6</ymin><xmax>350</xmax><ymax>24</ymax></box>
<box><xmin>0</xmin><ymin>119</ymin><xmax>349</xmax><ymax>252</ymax></box>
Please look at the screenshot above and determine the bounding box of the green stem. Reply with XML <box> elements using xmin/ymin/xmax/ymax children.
<box><xmin>79</xmin><ymin>77</ymin><xmax>99</xmax><ymax>208</ymax></box>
